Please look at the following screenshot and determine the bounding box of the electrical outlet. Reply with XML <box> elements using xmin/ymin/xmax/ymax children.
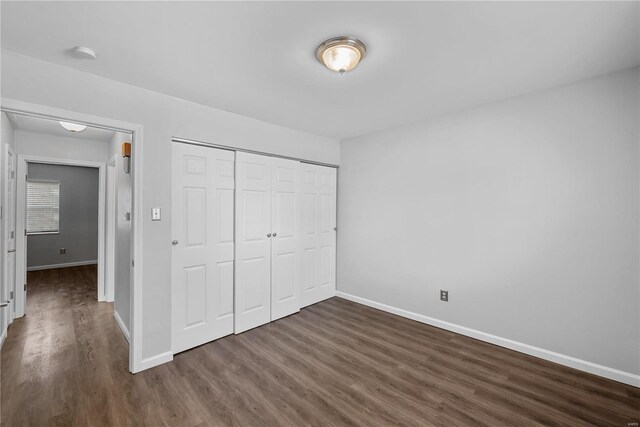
<box><xmin>60</xmin><ymin>248</ymin><xmax>66</xmax><ymax>254</ymax></box>
<box><xmin>440</xmin><ymin>290</ymin><xmax>448</xmax><ymax>302</ymax></box>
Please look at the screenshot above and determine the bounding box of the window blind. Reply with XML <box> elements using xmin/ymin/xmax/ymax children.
<box><xmin>26</xmin><ymin>180</ymin><xmax>60</xmax><ymax>234</ymax></box>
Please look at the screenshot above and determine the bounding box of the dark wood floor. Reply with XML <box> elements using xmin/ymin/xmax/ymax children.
<box><xmin>1</xmin><ymin>266</ymin><xmax>638</xmax><ymax>426</ymax></box>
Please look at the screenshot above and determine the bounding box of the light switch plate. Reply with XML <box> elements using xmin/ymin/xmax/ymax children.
<box><xmin>152</xmin><ymin>208</ymin><xmax>161</xmax><ymax>221</ymax></box>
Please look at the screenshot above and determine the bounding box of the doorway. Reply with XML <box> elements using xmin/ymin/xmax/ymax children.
<box><xmin>0</xmin><ymin>104</ymin><xmax>142</xmax><ymax>372</ymax></box>
<box><xmin>18</xmin><ymin>158</ymin><xmax>105</xmax><ymax>313</ymax></box>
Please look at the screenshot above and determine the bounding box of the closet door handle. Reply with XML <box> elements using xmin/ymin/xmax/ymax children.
<box><xmin>272</xmin><ymin>233</ymin><xmax>277</xmax><ymax>237</ymax></box>
<box><xmin>267</xmin><ymin>233</ymin><xmax>272</xmax><ymax>238</ymax></box>
<box><xmin>172</xmin><ymin>240</ymin><xmax>178</xmax><ymax>246</ymax></box>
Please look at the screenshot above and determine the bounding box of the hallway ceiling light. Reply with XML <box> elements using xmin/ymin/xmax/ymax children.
<box><xmin>59</xmin><ymin>121</ymin><xmax>87</xmax><ymax>132</ymax></box>
<box><xmin>316</xmin><ymin>36</ymin><xmax>366</xmax><ymax>74</ymax></box>
<box><xmin>73</xmin><ymin>46</ymin><xmax>97</xmax><ymax>60</ymax></box>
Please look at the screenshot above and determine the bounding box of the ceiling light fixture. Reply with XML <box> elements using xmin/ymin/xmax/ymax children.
<box><xmin>59</xmin><ymin>121</ymin><xmax>87</xmax><ymax>133</ymax></box>
<box><xmin>316</xmin><ymin>36</ymin><xmax>366</xmax><ymax>74</ymax></box>
<box><xmin>73</xmin><ymin>46</ymin><xmax>97</xmax><ymax>60</ymax></box>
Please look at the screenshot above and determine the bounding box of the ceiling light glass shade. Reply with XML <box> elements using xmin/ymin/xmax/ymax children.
<box><xmin>316</xmin><ymin>36</ymin><xmax>366</xmax><ymax>74</ymax></box>
<box><xmin>73</xmin><ymin>46</ymin><xmax>97</xmax><ymax>60</ymax></box>
<box><xmin>59</xmin><ymin>121</ymin><xmax>87</xmax><ymax>132</ymax></box>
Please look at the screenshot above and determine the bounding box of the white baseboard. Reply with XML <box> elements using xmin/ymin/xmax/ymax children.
<box><xmin>139</xmin><ymin>351</ymin><xmax>173</xmax><ymax>371</ymax></box>
<box><xmin>336</xmin><ymin>291</ymin><xmax>640</xmax><ymax>388</ymax></box>
<box><xmin>27</xmin><ymin>260</ymin><xmax>97</xmax><ymax>271</ymax></box>
<box><xmin>113</xmin><ymin>310</ymin><xmax>130</xmax><ymax>343</ymax></box>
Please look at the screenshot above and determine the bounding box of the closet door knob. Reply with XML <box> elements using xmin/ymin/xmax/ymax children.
<box><xmin>172</xmin><ymin>240</ymin><xmax>178</xmax><ymax>246</ymax></box>
<box><xmin>267</xmin><ymin>233</ymin><xmax>272</xmax><ymax>238</ymax></box>
<box><xmin>272</xmin><ymin>233</ymin><xmax>277</xmax><ymax>237</ymax></box>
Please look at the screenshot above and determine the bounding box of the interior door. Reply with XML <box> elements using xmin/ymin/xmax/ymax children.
<box><xmin>301</xmin><ymin>164</ymin><xmax>337</xmax><ymax>307</ymax></box>
<box><xmin>270</xmin><ymin>158</ymin><xmax>301</xmax><ymax>321</ymax></box>
<box><xmin>234</xmin><ymin>152</ymin><xmax>272</xmax><ymax>333</ymax></box>
<box><xmin>4</xmin><ymin>145</ymin><xmax>16</xmax><ymax>321</ymax></box>
<box><xmin>171</xmin><ymin>143</ymin><xmax>235</xmax><ymax>354</ymax></box>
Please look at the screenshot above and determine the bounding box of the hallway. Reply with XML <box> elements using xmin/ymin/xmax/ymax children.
<box><xmin>1</xmin><ymin>266</ymin><xmax>134</xmax><ymax>425</ymax></box>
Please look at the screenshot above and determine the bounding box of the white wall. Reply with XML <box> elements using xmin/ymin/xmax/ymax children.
<box><xmin>26</xmin><ymin>163</ymin><xmax>99</xmax><ymax>269</ymax></box>
<box><xmin>0</xmin><ymin>49</ymin><xmax>340</xmax><ymax>362</ymax></box>
<box><xmin>109</xmin><ymin>132</ymin><xmax>131</xmax><ymax>334</ymax></box>
<box><xmin>338</xmin><ymin>68</ymin><xmax>640</xmax><ymax>378</ymax></box>
<box><xmin>1</xmin><ymin>112</ymin><xmax>16</xmax><ymax>151</ymax></box>
<box><xmin>15</xmin><ymin>130</ymin><xmax>109</xmax><ymax>163</ymax></box>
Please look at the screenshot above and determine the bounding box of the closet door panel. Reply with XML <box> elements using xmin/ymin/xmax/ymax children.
<box><xmin>301</xmin><ymin>170</ymin><xmax>319</xmax><ymax>299</ymax></box>
<box><xmin>301</xmin><ymin>164</ymin><xmax>337</xmax><ymax>307</ymax></box>
<box><xmin>271</xmin><ymin>158</ymin><xmax>302</xmax><ymax>321</ymax></box>
<box><xmin>318</xmin><ymin>167</ymin><xmax>337</xmax><ymax>297</ymax></box>
<box><xmin>235</xmin><ymin>152</ymin><xmax>272</xmax><ymax>333</ymax></box>
<box><xmin>171</xmin><ymin>143</ymin><xmax>235</xmax><ymax>354</ymax></box>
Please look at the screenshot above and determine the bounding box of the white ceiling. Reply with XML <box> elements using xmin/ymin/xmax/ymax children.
<box><xmin>6</xmin><ymin>112</ymin><xmax>116</xmax><ymax>143</ymax></box>
<box><xmin>1</xmin><ymin>1</ymin><xmax>638</xmax><ymax>140</ymax></box>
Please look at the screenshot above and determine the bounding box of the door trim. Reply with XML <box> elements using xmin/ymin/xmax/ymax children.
<box><xmin>105</xmin><ymin>155</ymin><xmax>117</xmax><ymax>302</ymax></box>
<box><xmin>17</xmin><ymin>155</ymin><xmax>107</xmax><ymax>309</ymax></box>
<box><xmin>2</xmin><ymin>144</ymin><xmax>15</xmax><ymax>327</ymax></box>
<box><xmin>172</xmin><ymin>137</ymin><xmax>339</xmax><ymax>169</ymax></box>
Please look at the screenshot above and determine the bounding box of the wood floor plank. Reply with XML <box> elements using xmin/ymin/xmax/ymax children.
<box><xmin>2</xmin><ymin>266</ymin><xmax>638</xmax><ymax>426</ymax></box>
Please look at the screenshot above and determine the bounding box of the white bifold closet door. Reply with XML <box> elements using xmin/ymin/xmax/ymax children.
<box><xmin>171</xmin><ymin>143</ymin><xmax>235</xmax><ymax>354</ymax></box>
<box><xmin>270</xmin><ymin>157</ymin><xmax>302</xmax><ymax>321</ymax></box>
<box><xmin>301</xmin><ymin>164</ymin><xmax>337</xmax><ymax>307</ymax></box>
<box><xmin>234</xmin><ymin>152</ymin><xmax>302</xmax><ymax>333</ymax></box>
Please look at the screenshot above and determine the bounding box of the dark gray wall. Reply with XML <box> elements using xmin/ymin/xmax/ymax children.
<box><xmin>27</xmin><ymin>163</ymin><xmax>99</xmax><ymax>268</ymax></box>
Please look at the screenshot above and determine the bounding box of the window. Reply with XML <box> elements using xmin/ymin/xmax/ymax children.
<box><xmin>26</xmin><ymin>180</ymin><xmax>60</xmax><ymax>234</ymax></box>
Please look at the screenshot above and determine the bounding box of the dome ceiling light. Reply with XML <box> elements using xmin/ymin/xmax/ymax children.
<box><xmin>73</xmin><ymin>46</ymin><xmax>97</xmax><ymax>60</ymax></box>
<box><xmin>316</xmin><ymin>36</ymin><xmax>367</xmax><ymax>75</ymax></box>
<box><xmin>59</xmin><ymin>121</ymin><xmax>87</xmax><ymax>133</ymax></box>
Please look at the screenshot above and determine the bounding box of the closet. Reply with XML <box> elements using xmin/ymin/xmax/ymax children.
<box><xmin>171</xmin><ymin>141</ymin><xmax>337</xmax><ymax>353</ymax></box>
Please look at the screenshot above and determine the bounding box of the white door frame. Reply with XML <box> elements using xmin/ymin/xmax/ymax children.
<box><xmin>1</xmin><ymin>141</ymin><xmax>16</xmax><ymax>342</ymax></box>
<box><xmin>0</xmin><ymin>132</ymin><xmax>4</xmax><ymax>346</ymax></box>
<box><xmin>105</xmin><ymin>156</ymin><xmax>117</xmax><ymax>302</ymax></box>
<box><xmin>17</xmin><ymin>155</ymin><xmax>106</xmax><ymax>309</ymax></box>
<box><xmin>1</xmin><ymin>98</ymin><xmax>145</xmax><ymax>374</ymax></box>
